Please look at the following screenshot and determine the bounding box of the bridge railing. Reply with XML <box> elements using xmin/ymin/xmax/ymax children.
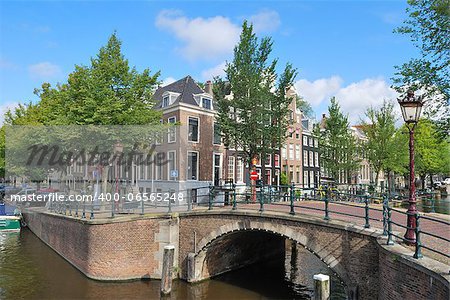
<box><xmin>44</xmin><ymin>183</ymin><xmax>449</xmax><ymax>262</ymax></box>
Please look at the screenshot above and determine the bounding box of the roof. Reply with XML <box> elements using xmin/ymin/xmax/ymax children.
<box><xmin>153</xmin><ymin>75</ymin><xmax>205</xmax><ymax>108</ymax></box>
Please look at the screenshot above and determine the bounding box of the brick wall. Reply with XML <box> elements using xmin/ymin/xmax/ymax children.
<box><xmin>178</xmin><ymin>211</ymin><xmax>380</xmax><ymax>299</ymax></box>
<box><xmin>23</xmin><ymin>209</ymin><xmax>449</xmax><ymax>300</ymax></box>
<box><xmin>378</xmin><ymin>242</ymin><xmax>449</xmax><ymax>300</ymax></box>
<box><xmin>24</xmin><ymin>210</ymin><xmax>174</xmax><ymax>280</ymax></box>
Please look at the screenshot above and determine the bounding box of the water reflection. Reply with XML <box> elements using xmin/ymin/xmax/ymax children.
<box><xmin>0</xmin><ymin>229</ymin><xmax>346</xmax><ymax>299</ymax></box>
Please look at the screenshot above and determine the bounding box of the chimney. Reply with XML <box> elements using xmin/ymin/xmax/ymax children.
<box><xmin>205</xmin><ymin>80</ymin><xmax>213</xmax><ymax>96</ymax></box>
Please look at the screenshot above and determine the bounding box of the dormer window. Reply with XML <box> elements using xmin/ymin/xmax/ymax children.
<box><xmin>162</xmin><ymin>96</ymin><xmax>169</xmax><ymax>108</ymax></box>
<box><xmin>202</xmin><ymin>97</ymin><xmax>212</xmax><ymax>110</ymax></box>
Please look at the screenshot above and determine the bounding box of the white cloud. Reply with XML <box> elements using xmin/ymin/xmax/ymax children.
<box><xmin>0</xmin><ymin>102</ymin><xmax>20</xmax><ymax>125</ymax></box>
<box><xmin>335</xmin><ymin>78</ymin><xmax>398</xmax><ymax>123</ymax></box>
<box><xmin>155</xmin><ymin>10</ymin><xmax>240</xmax><ymax>61</ymax></box>
<box><xmin>28</xmin><ymin>62</ymin><xmax>61</xmax><ymax>79</ymax></box>
<box><xmin>201</xmin><ymin>62</ymin><xmax>226</xmax><ymax>81</ymax></box>
<box><xmin>294</xmin><ymin>76</ymin><xmax>343</xmax><ymax>106</ymax></box>
<box><xmin>249</xmin><ymin>10</ymin><xmax>281</xmax><ymax>33</ymax></box>
<box><xmin>295</xmin><ymin>76</ymin><xmax>399</xmax><ymax>124</ymax></box>
<box><xmin>161</xmin><ymin>77</ymin><xmax>176</xmax><ymax>87</ymax></box>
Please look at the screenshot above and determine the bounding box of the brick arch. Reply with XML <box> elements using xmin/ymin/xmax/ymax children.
<box><xmin>192</xmin><ymin>219</ymin><xmax>350</xmax><ymax>284</ymax></box>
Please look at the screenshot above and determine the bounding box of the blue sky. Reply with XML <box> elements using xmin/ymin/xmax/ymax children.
<box><xmin>0</xmin><ymin>0</ymin><xmax>417</xmax><ymax>124</ymax></box>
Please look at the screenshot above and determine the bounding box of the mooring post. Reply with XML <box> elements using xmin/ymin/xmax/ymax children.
<box><xmin>313</xmin><ymin>274</ymin><xmax>330</xmax><ymax>300</ymax></box>
<box><xmin>161</xmin><ymin>245</ymin><xmax>175</xmax><ymax>295</ymax></box>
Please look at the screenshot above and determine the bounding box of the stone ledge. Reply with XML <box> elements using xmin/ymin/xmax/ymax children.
<box><xmin>23</xmin><ymin>207</ymin><xmax>175</xmax><ymax>225</ymax></box>
<box><xmin>178</xmin><ymin>209</ymin><xmax>384</xmax><ymax>238</ymax></box>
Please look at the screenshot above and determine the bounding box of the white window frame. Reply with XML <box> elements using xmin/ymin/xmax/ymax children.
<box><xmin>303</xmin><ymin>150</ymin><xmax>308</xmax><ymax>167</ymax></box>
<box><xmin>228</xmin><ymin>156</ymin><xmax>235</xmax><ymax>182</ymax></box>
<box><xmin>188</xmin><ymin>116</ymin><xmax>199</xmax><ymax>143</ymax></box>
<box><xmin>289</xmin><ymin>144</ymin><xmax>294</xmax><ymax>160</ymax></box>
<box><xmin>201</xmin><ymin>97</ymin><xmax>212</xmax><ymax>110</ymax></box>
<box><xmin>236</xmin><ymin>157</ymin><xmax>244</xmax><ymax>183</ymax></box>
<box><xmin>213</xmin><ymin>122</ymin><xmax>221</xmax><ymax>145</ymax></box>
<box><xmin>162</xmin><ymin>96</ymin><xmax>169</xmax><ymax>108</ymax></box>
<box><xmin>187</xmin><ymin>151</ymin><xmax>199</xmax><ymax>181</ymax></box>
<box><xmin>167</xmin><ymin>151</ymin><xmax>176</xmax><ymax>181</ymax></box>
<box><xmin>168</xmin><ymin>117</ymin><xmax>176</xmax><ymax>143</ymax></box>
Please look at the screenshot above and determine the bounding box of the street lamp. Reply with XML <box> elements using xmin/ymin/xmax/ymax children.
<box><xmin>397</xmin><ymin>90</ymin><xmax>424</xmax><ymax>243</ymax></box>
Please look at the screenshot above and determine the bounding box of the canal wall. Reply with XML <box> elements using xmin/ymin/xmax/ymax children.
<box><xmin>23</xmin><ymin>208</ymin><xmax>449</xmax><ymax>299</ymax></box>
<box><xmin>378</xmin><ymin>239</ymin><xmax>449</xmax><ymax>300</ymax></box>
<box><xmin>24</xmin><ymin>208</ymin><xmax>179</xmax><ymax>280</ymax></box>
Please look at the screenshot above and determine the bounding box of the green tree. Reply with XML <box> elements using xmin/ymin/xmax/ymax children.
<box><xmin>361</xmin><ymin>101</ymin><xmax>404</xmax><ymax>191</ymax></box>
<box><xmin>317</xmin><ymin>97</ymin><xmax>359</xmax><ymax>183</ymax></box>
<box><xmin>1</xmin><ymin>33</ymin><xmax>163</xmax><ymax>182</ymax></box>
<box><xmin>393</xmin><ymin>0</ymin><xmax>449</xmax><ymax>128</ymax></box>
<box><xmin>214</xmin><ymin>21</ymin><xmax>297</xmax><ymax>183</ymax></box>
<box><xmin>413</xmin><ymin>119</ymin><xmax>450</xmax><ymax>188</ymax></box>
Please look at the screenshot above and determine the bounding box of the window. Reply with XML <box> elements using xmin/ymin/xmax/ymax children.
<box><xmin>168</xmin><ymin>151</ymin><xmax>176</xmax><ymax>181</ymax></box>
<box><xmin>295</xmin><ymin>145</ymin><xmax>300</xmax><ymax>161</ymax></box>
<box><xmin>281</xmin><ymin>147</ymin><xmax>286</xmax><ymax>159</ymax></box>
<box><xmin>265</xmin><ymin>154</ymin><xmax>271</xmax><ymax>167</ymax></box>
<box><xmin>303</xmin><ymin>136</ymin><xmax>308</xmax><ymax>146</ymax></box>
<box><xmin>237</xmin><ymin>158</ymin><xmax>244</xmax><ymax>183</ymax></box>
<box><xmin>314</xmin><ymin>138</ymin><xmax>318</xmax><ymax>148</ymax></box>
<box><xmin>156</xmin><ymin>152</ymin><xmax>164</xmax><ymax>180</ymax></box>
<box><xmin>202</xmin><ymin>98</ymin><xmax>212</xmax><ymax>110</ymax></box>
<box><xmin>303</xmin><ymin>150</ymin><xmax>308</xmax><ymax>166</ymax></box>
<box><xmin>289</xmin><ymin>166</ymin><xmax>293</xmax><ymax>182</ymax></box>
<box><xmin>309</xmin><ymin>151</ymin><xmax>314</xmax><ymax>167</ymax></box>
<box><xmin>213</xmin><ymin>154</ymin><xmax>221</xmax><ymax>186</ymax></box>
<box><xmin>310</xmin><ymin>171</ymin><xmax>315</xmax><ymax>188</ymax></box>
<box><xmin>187</xmin><ymin>152</ymin><xmax>198</xmax><ymax>180</ymax></box>
<box><xmin>146</xmin><ymin>155</ymin><xmax>153</xmax><ymax>180</ymax></box>
<box><xmin>162</xmin><ymin>96</ymin><xmax>169</xmax><ymax>107</ymax></box>
<box><xmin>289</xmin><ymin>144</ymin><xmax>294</xmax><ymax>160</ymax></box>
<box><xmin>315</xmin><ymin>152</ymin><xmax>319</xmax><ymax>167</ymax></box>
<box><xmin>296</xmin><ymin>166</ymin><xmax>300</xmax><ymax>183</ymax></box>
<box><xmin>188</xmin><ymin>117</ymin><xmax>199</xmax><ymax>142</ymax></box>
<box><xmin>228</xmin><ymin>156</ymin><xmax>235</xmax><ymax>182</ymax></box>
<box><xmin>309</xmin><ymin>137</ymin><xmax>314</xmax><ymax>147</ymax></box>
<box><xmin>168</xmin><ymin>117</ymin><xmax>176</xmax><ymax>143</ymax></box>
<box><xmin>274</xmin><ymin>154</ymin><xmax>280</xmax><ymax>167</ymax></box>
<box><xmin>265</xmin><ymin>170</ymin><xmax>271</xmax><ymax>184</ymax></box>
<box><xmin>304</xmin><ymin>171</ymin><xmax>308</xmax><ymax>186</ymax></box>
<box><xmin>139</xmin><ymin>165</ymin><xmax>145</xmax><ymax>180</ymax></box>
<box><xmin>213</xmin><ymin>122</ymin><xmax>221</xmax><ymax>144</ymax></box>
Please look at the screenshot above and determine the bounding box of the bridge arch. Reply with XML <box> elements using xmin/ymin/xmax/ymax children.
<box><xmin>187</xmin><ymin>219</ymin><xmax>350</xmax><ymax>285</ymax></box>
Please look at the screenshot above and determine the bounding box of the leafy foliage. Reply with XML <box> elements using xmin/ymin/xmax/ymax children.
<box><xmin>316</xmin><ymin>97</ymin><xmax>359</xmax><ymax>183</ymax></box>
<box><xmin>214</xmin><ymin>21</ymin><xmax>297</xmax><ymax>175</ymax></box>
<box><xmin>393</xmin><ymin>0</ymin><xmax>449</xmax><ymax>123</ymax></box>
<box><xmin>361</xmin><ymin>101</ymin><xmax>405</xmax><ymax>186</ymax></box>
<box><xmin>1</xmin><ymin>33</ymin><xmax>163</xmax><ymax>179</ymax></box>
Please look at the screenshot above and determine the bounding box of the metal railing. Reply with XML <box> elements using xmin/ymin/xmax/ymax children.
<box><xmin>44</xmin><ymin>183</ymin><xmax>449</xmax><ymax>261</ymax></box>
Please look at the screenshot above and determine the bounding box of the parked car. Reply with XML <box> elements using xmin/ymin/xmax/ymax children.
<box><xmin>443</xmin><ymin>178</ymin><xmax>450</xmax><ymax>185</ymax></box>
<box><xmin>433</xmin><ymin>182</ymin><xmax>443</xmax><ymax>189</ymax></box>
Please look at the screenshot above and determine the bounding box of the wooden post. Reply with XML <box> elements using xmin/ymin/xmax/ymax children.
<box><xmin>160</xmin><ymin>245</ymin><xmax>175</xmax><ymax>295</ymax></box>
<box><xmin>313</xmin><ymin>274</ymin><xmax>330</xmax><ymax>300</ymax></box>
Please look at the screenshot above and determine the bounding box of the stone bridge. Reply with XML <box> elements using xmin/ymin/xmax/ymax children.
<box><xmin>23</xmin><ymin>208</ymin><xmax>449</xmax><ymax>300</ymax></box>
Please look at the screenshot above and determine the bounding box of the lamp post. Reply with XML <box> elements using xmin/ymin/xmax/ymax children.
<box><xmin>397</xmin><ymin>90</ymin><xmax>424</xmax><ymax>243</ymax></box>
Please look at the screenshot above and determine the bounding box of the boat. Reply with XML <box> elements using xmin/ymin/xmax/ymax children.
<box><xmin>0</xmin><ymin>203</ymin><xmax>22</xmax><ymax>232</ymax></box>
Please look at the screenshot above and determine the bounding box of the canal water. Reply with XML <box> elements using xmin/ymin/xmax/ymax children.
<box><xmin>0</xmin><ymin>229</ymin><xmax>346</xmax><ymax>299</ymax></box>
